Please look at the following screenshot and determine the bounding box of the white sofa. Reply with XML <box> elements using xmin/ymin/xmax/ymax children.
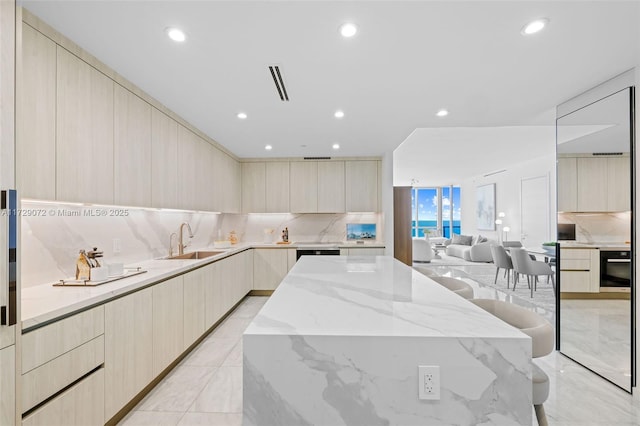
<box><xmin>445</xmin><ymin>235</ymin><xmax>496</xmax><ymax>262</ymax></box>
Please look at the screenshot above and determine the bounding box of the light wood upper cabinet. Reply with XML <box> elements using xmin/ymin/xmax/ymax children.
<box><xmin>197</xmin><ymin>137</ymin><xmax>215</xmax><ymax>211</ymax></box>
<box><xmin>114</xmin><ymin>85</ymin><xmax>152</xmax><ymax>207</ymax></box>
<box><xmin>152</xmin><ymin>276</ymin><xmax>184</xmax><ymax>376</ymax></box>
<box><xmin>216</xmin><ymin>150</ymin><xmax>241</xmax><ymax>213</ymax></box>
<box><xmin>562</xmin><ymin>155</ymin><xmax>630</xmax><ymax>212</ymax></box>
<box><xmin>290</xmin><ymin>161</ymin><xmax>318</xmax><ymax>213</ymax></box>
<box><xmin>56</xmin><ymin>47</ymin><xmax>114</xmax><ymax>204</ymax></box>
<box><xmin>177</xmin><ymin>125</ymin><xmax>199</xmax><ymax>210</ymax></box>
<box><xmin>557</xmin><ymin>157</ymin><xmax>578</xmax><ymax>212</ymax></box>
<box><xmin>151</xmin><ymin>108</ymin><xmax>179</xmax><ymax>208</ymax></box>
<box><xmin>346</xmin><ymin>160</ymin><xmax>379</xmax><ymax>212</ymax></box>
<box><xmin>607</xmin><ymin>157</ymin><xmax>630</xmax><ymax>211</ymax></box>
<box><xmin>104</xmin><ymin>287</ymin><xmax>153</xmax><ymax>420</ymax></box>
<box><xmin>318</xmin><ymin>161</ymin><xmax>345</xmax><ymax>213</ymax></box>
<box><xmin>576</xmin><ymin>157</ymin><xmax>608</xmax><ymax>212</ymax></box>
<box><xmin>266</xmin><ymin>162</ymin><xmax>290</xmax><ymax>213</ymax></box>
<box><xmin>18</xmin><ymin>24</ymin><xmax>56</xmax><ymax>200</ymax></box>
<box><xmin>242</xmin><ymin>162</ymin><xmax>266</xmax><ymax>213</ymax></box>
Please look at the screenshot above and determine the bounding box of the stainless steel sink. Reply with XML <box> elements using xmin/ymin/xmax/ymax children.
<box><xmin>164</xmin><ymin>250</ymin><xmax>224</xmax><ymax>260</ymax></box>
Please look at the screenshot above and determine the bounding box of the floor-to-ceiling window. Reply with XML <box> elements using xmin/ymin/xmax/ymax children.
<box><xmin>411</xmin><ymin>186</ymin><xmax>461</xmax><ymax>238</ymax></box>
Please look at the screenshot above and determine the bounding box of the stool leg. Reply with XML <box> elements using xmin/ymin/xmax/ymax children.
<box><xmin>494</xmin><ymin>268</ymin><xmax>499</xmax><ymax>284</ymax></box>
<box><xmin>534</xmin><ymin>404</ymin><xmax>548</xmax><ymax>426</ymax></box>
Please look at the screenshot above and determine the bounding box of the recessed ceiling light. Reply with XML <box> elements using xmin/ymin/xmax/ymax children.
<box><xmin>332</xmin><ymin>143</ymin><xmax>340</xmax><ymax>150</ymax></box>
<box><xmin>265</xmin><ymin>145</ymin><xmax>272</xmax><ymax>151</ymax></box>
<box><xmin>166</xmin><ymin>27</ymin><xmax>186</xmax><ymax>42</ymax></box>
<box><xmin>334</xmin><ymin>110</ymin><xmax>345</xmax><ymax>119</ymax></box>
<box><xmin>339</xmin><ymin>23</ymin><xmax>358</xmax><ymax>38</ymax></box>
<box><xmin>436</xmin><ymin>109</ymin><xmax>449</xmax><ymax>117</ymax></box>
<box><xmin>521</xmin><ymin>18</ymin><xmax>549</xmax><ymax>35</ymax></box>
<box><xmin>237</xmin><ymin>112</ymin><xmax>247</xmax><ymax>119</ymax></box>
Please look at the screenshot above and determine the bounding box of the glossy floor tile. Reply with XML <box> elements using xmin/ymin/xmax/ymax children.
<box><xmin>121</xmin><ymin>292</ymin><xmax>640</xmax><ymax>426</ymax></box>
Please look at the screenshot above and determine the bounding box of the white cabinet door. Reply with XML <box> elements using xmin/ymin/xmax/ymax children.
<box><xmin>577</xmin><ymin>157</ymin><xmax>607</xmax><ymax>212</ymax></box>
<box><xmin>287</xmin><ymin>249</ymin><xmax>297</xmax><ymax>272</ymax></box>
<box><xmin>18</xmin><ymin>24</ymin><xmax>56</xmax><ymax>200</ymax></box>
<box><xmin>152</xmin><ymin>276</ymin><xmax>184</xmax><ymax>376</ymax></box>
<box><xmin>0</xmin><ymin>346</ymin><xmax>15</xmax><ymax>425</ymax></box>
<box><xmin>104</xmin><ymin>287</ymin><xmax>153</xmax><ymax>419</ymax></box>
<box><xmin>253</xmin><ymin>249</ymin><xmax>288</xmax><ymax>290</ymax></box>
<box><xmin>607</xmin><ymin>156</ymin><xmax>630</xmax><ymax>211</ymax></box>
<box><xmin>290</xmin><ymin>161</ymin><xmax>318</xmax><ymax>213</ymax></box>
<box><xmin>318</xmin><ymin>161</ymin><xmax>345</xmax><ymax>213</ymax></box>
<box><xmin>346</xmin><ymin>160</ymin><xmax>378</xmax><ymax>212</ymax></box>
<box><xmin>557</xmin><ymin>157</ymin><xmax>577</xmax><ymax>212</ymax></box>
<box><xmin>345</xmin><ymin>248</ymin><xmax>385</xmax><ymax>256</ymax></box>
<box><xmin>114</xmin><ymin>84</ymin><xmax>152</xmax><ymax>207</ymax></box>
<box><xmin>242</xmin><ymin>162</ymin><xmax>266</xmax><ymax>213</ymax></box>
<box><xmin>183</xmin><ymin>267</ymin><xmax>207</xmax><ymax>349</ymax></box>
<box><xmin>266</xmin><ymin>162</ymin><xmax>290</xmax><ymax>213</ymax></box>
<box><xmin>56</xmin><ymin>47</ymin><xmax>114</xmax><ymax>204</ymax></box>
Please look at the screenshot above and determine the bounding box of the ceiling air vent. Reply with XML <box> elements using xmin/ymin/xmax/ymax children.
<box><xmin>592</xmin><ymin>152</ymin><xmax>623</xmax><ymax>156</ymax></box>
<box><xmin>269</xmin><ymin>65</ymin><xmax>289</xmax><ymax>101</ymax></box>
<box><xmin>304</xmin><ymin>157</ymin><xmax>331</xmax><ymax>160</ymax></box>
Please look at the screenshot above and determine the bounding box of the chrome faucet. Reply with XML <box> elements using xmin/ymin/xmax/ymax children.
<box><xmin>178</xmin><ymin>222</ymin><xmax>194</xmax><ymax>255</ymax></box>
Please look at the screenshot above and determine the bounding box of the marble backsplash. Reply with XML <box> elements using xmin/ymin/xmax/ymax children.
<box><xmin>558</xmin><ymin>211</ymin><xmax>631</xmax><ymax>243</ymax></box>
<box><xmin>20</xmin><ymin>200</ymin><xmax>382</xmax><ymax>288</ymax></box>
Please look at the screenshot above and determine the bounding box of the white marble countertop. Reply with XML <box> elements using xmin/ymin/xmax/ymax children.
<box><xmin>21</xmin><ymin>241</ymin><xmax>385</xmax><ymax>332</ymax></box>
<box><xmin>245</xmin><ymin>256</ymin><xmax>527</xmax><ymax>339</ymax></box>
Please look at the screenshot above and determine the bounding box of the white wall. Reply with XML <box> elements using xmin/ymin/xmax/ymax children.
<box><xmin>460</xmin><ymin>154</ymin><xmax>557</xmax><ymax>243</ymax></box>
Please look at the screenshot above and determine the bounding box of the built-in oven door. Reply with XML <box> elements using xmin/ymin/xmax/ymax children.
<box><xmin>600</xmin><ymin>250</ymin><xmax>631</xmax><ymax>288</ymax></box>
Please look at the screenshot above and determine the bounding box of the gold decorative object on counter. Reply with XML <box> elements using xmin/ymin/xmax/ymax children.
<box><xmin>75</xmin><ymin>250</ymin><xmax>91</xmax><ymax>280</ymax></box>
<box><xmin>229</xmin><ymin>230</ymin><xmax>238</xmax><ymax>245</ymax></box>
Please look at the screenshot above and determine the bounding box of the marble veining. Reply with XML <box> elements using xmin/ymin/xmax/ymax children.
<box><xmin>21</xmin><ymin>200</ymin><xmax>382</xmax><ymax>288</ymax></box>
<box><xmin>243</xmin><ymin>256</ymin><xmax>532</xmax><ymax>425</ymax></box>
<box><xmin>558</xmin><ymin>212</ymin><xmax>630</xmax><ymax>243</ymax></box>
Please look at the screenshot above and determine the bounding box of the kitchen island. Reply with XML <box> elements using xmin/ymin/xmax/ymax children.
<box><xmin>243</xmin><ymin>256</ymin><xmax>532</xmax><ymax>425</ymax></box>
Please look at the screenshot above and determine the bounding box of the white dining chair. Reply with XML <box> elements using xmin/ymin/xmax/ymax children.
<box><xmin>490</xmin><ymin>245</ymin><xmax>513</xmax><ymax>289</ymax></box>
<box><xmin>510</xmin><ymin>248</ymin><xmax>555</xmax><ymax>298</ymax></box>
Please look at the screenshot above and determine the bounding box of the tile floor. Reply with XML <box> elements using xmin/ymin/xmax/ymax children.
<box><xmin>120</xmin><ymin>279</ymin><xmax>640</xmax><ymax>425</ymax></box>
<box><xmin>119</xmin><ymin>296</ymin><xmax>268</xmax><ymax>426</ymax></box>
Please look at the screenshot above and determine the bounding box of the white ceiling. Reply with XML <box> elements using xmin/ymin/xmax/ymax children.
<box><xmin>21</xmin><ymin>1</ymin><xmax>639</xmax><ymax>165</ymax></box>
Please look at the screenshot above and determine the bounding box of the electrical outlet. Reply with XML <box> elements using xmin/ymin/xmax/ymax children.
<box><xmin>113</xmin><ymin>238</ymin><xmax>121</xmax><ymax>254</ymax></box>
<box><xmin>418</xmin><ymin>365</ymin><xmax>440</xmax><ymax>400</ymax></box>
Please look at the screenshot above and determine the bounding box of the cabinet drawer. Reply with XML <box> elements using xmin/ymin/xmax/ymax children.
<box><xmin>22</xmin><ymin>368</ymin><xmax>104</xmax><ymax>426</ymax></box>
<box><xmin>22</xmin><ymin>335</ymin><xmax>104</xmax><ymax>412</ymax></box>
<box><xmin>560</xmin><ymin>249</ymin><xmax>591</xmax><ymax>260</ymax></box>
<box><xmin>22</xmin><ymin>305</ymin><xmax>104</xmax><ymax>374</ymax></box>
<box><xmin>560</xmin><ymin>271</ymin><xmax>594</xmax><ymax>293</ymax></box>
<box><xmin>560</xmin><ymin>259</ymin><xmax>591</xmax><ymax>270</ymax></box>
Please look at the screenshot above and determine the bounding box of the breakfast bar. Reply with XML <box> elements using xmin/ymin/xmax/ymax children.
<box><xmin>243</xmin><ymin>256</ymin><xmax>533</xmax><ymax>425</ymax></box>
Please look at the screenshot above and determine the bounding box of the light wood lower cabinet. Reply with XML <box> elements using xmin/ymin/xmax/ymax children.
<box><xmin>183</xmin><ymin>267</ymin><xmax>207</xmax><ymax>349</ymax></box>
<box><xmin>22</xmin><ymin>368</ymin><xmax>104</xmax><ymax>426</ymax></box>
<box><xmin>22</xmin><ymin>336</ymin><xmax>104</xmax><ymax>412</ymax></box>
<box><xmin>0</xmin><ymin>345</ymin><xmax>15</xmax><ymax>426</ymax></box>
<box><xmin>253</xmin><ymin>249</ymin><xmax>288</xmax><ymax>290</ymax></box>
<box><xmin>152</xmin><ymin>277</ymin><xmax>184</xmax><ymax>376</ymax></box>
<box><xmin>560</xmin><ymin>248</ymin><xmax>600</xmax><ymax>293</ymax></box>
<box><xmin>104</xmin><ymin>287</ymin><xmax>153</xmax><ymax>420</ymax></box>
